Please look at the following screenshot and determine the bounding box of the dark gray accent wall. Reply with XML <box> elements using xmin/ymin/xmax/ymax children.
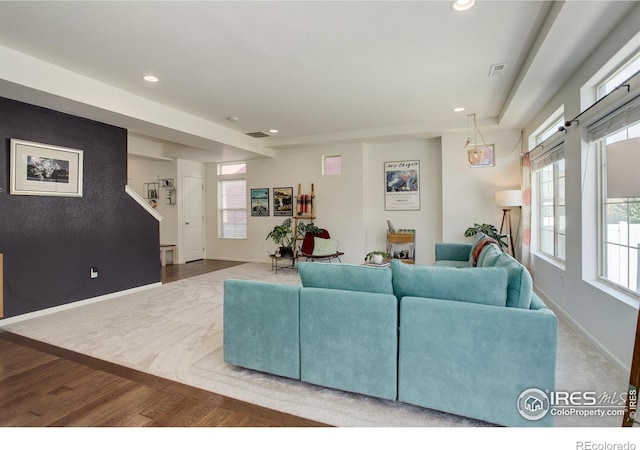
<box><xmin>0</xmin><ymin>97</ymin><xmax>160</xmax><ymax>318</ymax></box>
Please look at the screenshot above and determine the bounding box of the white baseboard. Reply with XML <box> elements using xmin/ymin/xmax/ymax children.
<box><xmin>0</xmin><ymin>282</ymin><xmax>163</xmax><ymax>326</ymax></box>
<box><xmin>535</xmin><ymin>284</ymin><xmax>630</xmax><ymax>375</ymax></box>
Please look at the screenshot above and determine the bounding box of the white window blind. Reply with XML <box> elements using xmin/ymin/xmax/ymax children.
<box><xmin>530</xmin><ymin>129</ymin><xmax>565</xmax><ymax>172</ymax></box>
<box><xmin>218</xmin><ymin>179</ymin><xmax>247</xmax><ymax>239</ymax></box>
<box><xmin>588</xmin><ymin>96</ymin><xmax>640</xmax><ymax>142</ymax></box>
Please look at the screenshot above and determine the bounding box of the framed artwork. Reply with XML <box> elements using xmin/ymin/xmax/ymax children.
<box><xmin>10</xmin><ymin>139</ymin><xmax>83</xmax><ymax>197</ymax></box>
<box><xmin>385</xmin><ymin>160</ymin><xmax>420</xmax><ymax>210</ymax></box>
<box><xmin>251</xmin><ymin>188</ymin><xmax>270</xmax><ymax>216</ymax></box>
<box><xmin>469</xmin><ymin>144</ymin><xmax>495</xmax><ymax>168</ymax></box>
<box><xmin>273</xmin><ymin>187</ymin><xmax>293</xmax><ymax>216</ymax></box>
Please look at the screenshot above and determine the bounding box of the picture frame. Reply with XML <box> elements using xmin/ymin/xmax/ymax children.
<box><xmin>10</xmin><ymin>139</ymin><xmax>83</xmax><ymax>197</ymax></box>
<box><xmin>273</xmin><ymin>187</ymin><xmax>293</xmax><ymax>216</ymax></box>
<box><xmin>251</xmin><ymin>188</ymin><xmax>270</xmax><ymax>216</ymax></box>
<box><xmin>385</xmin><ymin>160</ymin><xmax>420</xmax><ymax>211</ymax></box>
<box><xmin>469</xmin><ymin>144</ymin><xmax>495</xmax><ymax>168</ymax></box>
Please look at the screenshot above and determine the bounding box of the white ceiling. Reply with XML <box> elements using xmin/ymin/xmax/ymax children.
<box><xmin>0</xmin><ymin>1</ymin><xmax>637</xmax><ymax>161</ymax></box>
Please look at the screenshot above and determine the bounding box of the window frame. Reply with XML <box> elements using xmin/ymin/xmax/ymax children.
<box><xmin>595</xmin><ymin>125</ymin><xmax>640</xmax><ymax>296</ymax></box>
<box><xmin>534</xmin><ymin>156</ymin><xmax>566</xmax><ymax>264</ymax></box>
<box><xmin>529</xmin><ymin>108</ymin><xmax>566</xmax><ymax>266</ymax></box>
<box><xmin>217</xmin><ymin>162</ymin><xmax>247</xmax><ymax>240</ymax></box>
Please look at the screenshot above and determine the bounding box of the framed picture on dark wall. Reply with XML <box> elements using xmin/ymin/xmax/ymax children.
<box><xmin>385</xmin><ymin>160</ymin><xmax>419</xmax><ymax>210</ymax></box>
<box><xmin>251</xmin><ymin>188</ymin><xmax>270</xmax><ymax>216</ymax></box>
<box><xmin>10</xmin><ymin>139</ymin><xmax>83</xmax><ymax>197</ymax></box>
<box><xmin>273</xmin><ymin>187</ymin><xmax>293</xmax><ymax>216</ymax></box>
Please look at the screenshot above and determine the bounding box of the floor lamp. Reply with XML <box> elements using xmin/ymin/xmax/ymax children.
<box><xmin>495</xmin><ymin>190</ymin><xmax>522</xmax><ymax>257</ymax></box>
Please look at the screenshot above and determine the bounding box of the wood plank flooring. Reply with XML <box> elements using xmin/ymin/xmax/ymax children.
<box><xmin>1</xmin><ymin>259</ymin><xmax>326</xmax><ymax>427</ymax></box>
<box><xmin>0</xmin><ymin>331</ymin><xmax>326</xmax><ymax>427</ymax></box>
<box><xmin>161</xmin><ymin>259</ymin><xmax>246</xmax><ymax>284</ymax></box>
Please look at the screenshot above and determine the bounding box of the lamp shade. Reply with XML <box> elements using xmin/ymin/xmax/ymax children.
<box><xmin>495</xmin><ymin>189</ymin><xmax>523</xmax><ymax>207</ymax></box>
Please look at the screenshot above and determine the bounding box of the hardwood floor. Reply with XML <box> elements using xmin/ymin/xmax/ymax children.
<box><xmin>161</xmin><ymin>259</ymin><xmax>246</xmax><ymax>284</ymax></box>
<box><xmin>0</xmin><ymin>331</ymin><xmax>326</xmax><ymax>427</ymax></box>
<box><xmin>1</xmin><ymin>259</ymin><xmax>326</xmax><ymax>427</ymax></box>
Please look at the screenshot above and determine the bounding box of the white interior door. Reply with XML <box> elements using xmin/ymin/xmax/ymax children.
<box><xmin>183</xmin><ymin>175</ymin><xmax>205</xmax><ymax>262</ymax></box>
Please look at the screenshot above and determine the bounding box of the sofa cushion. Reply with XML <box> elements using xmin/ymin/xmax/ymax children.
<box><xmin>312</xmin><ymin>237</ymin><xmax>338</xmax><ymax>256</ymax></box>
<box><xmin>492</xmin><ymin>253</ymin><xmax>533</xmax><ymax>309</ymax></box>
<box><xmin>298</xmin><ymin>262</ymin><xmax>394</xmax><ymax>295</ymax></box>
<box><xmin>391</xmin><ymin>259</ymin><xmax>508</xmax><ymax>307</ymax></box>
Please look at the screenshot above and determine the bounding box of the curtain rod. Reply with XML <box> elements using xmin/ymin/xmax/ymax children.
<box><xmin>559</xmin><ymin>70</ymin><xmax>637</xmax><ymax>131</ymax></box>
<box><xmin>524</xmin><ymin>69</ymin><xmax>639</xmax><ymax>159</ymax></box>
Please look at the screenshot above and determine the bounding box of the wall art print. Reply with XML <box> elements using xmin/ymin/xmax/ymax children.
<box><xmin>273</xmin><ymin>187</ymin><xmax>293</xmax><ymax>216</ymax></box>
<box><xmin>10</xmin><ymin>139</ymin><xmax>83</xmax><ymax>197</ymax></box>
<box><xmin>385</xmin><ymin>160</ymin><xmax>419</xmax><ymax>210</ymax></box>
<box><xmin>251</xmin><ymin>188</ymin><xmax>270</xmax><ymax>216</ymax></box>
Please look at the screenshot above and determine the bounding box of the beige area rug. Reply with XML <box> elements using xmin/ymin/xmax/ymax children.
<box><xmin>0</xmin><ymin>263</ymin><xmax>629</xmax><ymax>427</ymax></box>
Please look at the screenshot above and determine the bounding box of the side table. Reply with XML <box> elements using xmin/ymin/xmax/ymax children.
<box><xmin>269</xmin><ymin>254</ymin><xmax>298</xmax><ymax>273</ymax></box>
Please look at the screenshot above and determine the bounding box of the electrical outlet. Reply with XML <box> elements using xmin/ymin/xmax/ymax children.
<box><xmin>90</xmin><ymin>267</ymin><xmax>98</xmax><ymax>279</ymax></box>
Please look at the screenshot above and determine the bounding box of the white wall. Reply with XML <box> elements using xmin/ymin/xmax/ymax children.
<box><xmin>441</xmin><ymin>130</ymin><xmax>523</xmax><ymax>245</ymax></box>
<box><xmin>206</xmin><ymin>143</ymin><xmax>366</xmax><ymax>264</ymax></box>
<box><xmin>523</xmin><ymin>5</ymin><xmax>640</xmax><ymax>372</ymax></box>
<box><xmin>205</xmin><ymin>139</ymin><xmax>445</xmax><ymax>265</ymax></box>
<box><xmin>363</xmin><ymin>139</ymin><xmax>443</xmax><ymax>265</ymax></box>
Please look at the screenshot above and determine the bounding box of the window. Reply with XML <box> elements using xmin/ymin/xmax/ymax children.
<box><xmin>530</xmin><ymin>109</ymin><xmax>566</xmax><ymax>263</ymax></box>
<box><xmin>217</xmin><ymin>162</ymin><xmax>246</xmax><ymax>239</ymax></box>
<box><xmin>323</xmin><ymin>155</ymin><xmax>342</xmax><ymax>175</ymax></box>
<box><xmin>533</xmin><ymin>150</ymin><xmax>566</xmax><ymax>261</ymax></box>
<box><xmin>593</xmin><ymin>119</ymin><xmax>640</xmax><ymax>294</ymax></box>
<box><xmin>597</xmin><ymin>51</ymin><xmax>640</xmax><ymax>100</ymax></box>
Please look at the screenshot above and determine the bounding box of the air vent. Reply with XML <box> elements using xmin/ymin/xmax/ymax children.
<box><xmin>246</xmin><ymin>131</ymin><xmax>271</xmax><ymax>138</ymax></box>
<box><xmin>488</xmin><ymin>63</ymin><xmax>505</xmax><ymax>77</ymax></box>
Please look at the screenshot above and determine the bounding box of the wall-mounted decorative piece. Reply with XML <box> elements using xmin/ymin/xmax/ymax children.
<box><xmin>10</xmin><ymin>139</ymin><xmax>83</xmax><ymax>197</ymax></box>
<box><xmin>251</xmin><ymin>188</ymin><xmax>270</xmax><ymax>216</ymax></box>
<box><xmin>273</xmin><ymin>187</ymin><xmax>293</xmax><ymax>216</ymax></box>
<box><xmin>385</xmin><ymin>160</ymin><xmax>420</xmax><ymax>210</ymax></box>
<box><xmin>469</xmin><ymin>144</ymin><xmax>495</xmax><ymax>168</ymax></box>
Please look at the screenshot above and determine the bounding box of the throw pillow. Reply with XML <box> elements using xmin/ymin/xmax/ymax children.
<box><xmin>298</xmin><ymin>262</ymin><xmax>394</xmax><ymax>295</ymax></box>
<box><xmin>312</xmin><ymin>237</ymin><xmax>338</xmax><ymax>256</ymax></box>
<box><xmin>492</xmin><ymin>253</ymin><xmax>533</xmax><ymax>309</ymax></box>
<box><xmin>468</xmin><ymin>232</ymin><xmax>490</xmax><ymax>265</ymax></box>
<box><xmin>391</xmin><ymin>259</ymin><xmax>508</xmax><ymax>307</ymax></box>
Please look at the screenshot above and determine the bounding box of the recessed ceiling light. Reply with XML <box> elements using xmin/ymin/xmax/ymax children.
<box><xmin>226</xmin><ymin>116</ymin><xmax>240</xmax><ymax>122</ymax></box>
<box><xmin>143</xmin><ymin>75</ymin><xmax>159</xmax><ymax>83</ymax></box>
<box><xmin>454</xmin><ymin>107</ymin><xmax>465</xmax><ymax>112</ymax></box>
<box><xmin>451</xmin><ymin>0</ymin><xmax>476</xmax><ymax>11</ymax></box>
<box><xmin>269</xmin><ymin>129</ymin><xmax>279</xmax><ymax>134</ymax></box>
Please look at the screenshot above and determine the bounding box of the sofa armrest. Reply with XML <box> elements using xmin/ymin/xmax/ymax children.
<box><xmin>223</xmin><ymin>279</ymin><xmax>301</xmax><ymax>379</ymax></box>
<box><xmin>398</xmin><ymin>296</ymin><xmax>557</xmax><ymax>426</ymax></box>
<box><xmin>435</xmin><ymin>242</ymin><xmax>472</xmax><ymax>262</ymax></box>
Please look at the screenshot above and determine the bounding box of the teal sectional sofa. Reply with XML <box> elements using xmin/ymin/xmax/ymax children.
<box><xmin>223</xmin><ymin>237</ymin><xmax>558</xmax><ymax>427</ymax></box>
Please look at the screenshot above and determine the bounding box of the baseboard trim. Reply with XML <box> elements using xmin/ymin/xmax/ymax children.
<box><xmin>535</xmin><ymin>284</ymin><xmax>630</xmax><ymax>375</ymax></box>
<box><xmin>0</xmin><ymin>282</ymin><xmax>163</xmax><ymax>326</ymax></box>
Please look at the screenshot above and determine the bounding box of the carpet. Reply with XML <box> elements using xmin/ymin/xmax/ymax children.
<box><xmin>0</xmin><ymin>263</ymin><xmax>629</xmax><ymax>427</ymax></box>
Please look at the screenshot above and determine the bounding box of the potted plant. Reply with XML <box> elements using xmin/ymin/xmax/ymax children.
<box><xmin>297</xmin><ymin>221</ymin><xmax>321</xmax><ymax>237</ymax></box>
<box><xmin>266</xmin><ymin>218</ymin><xmax>295</xmax><ymax>257</ymax></box>
<box><xmin>365</xmin><ymin>250</ymin><xmax>392</xmax><ymax>265</ymax></box>
<box><xmin>464</xmin><ymin>223</ymin><xmax>508</xmax><ymax>251</ymax></box>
